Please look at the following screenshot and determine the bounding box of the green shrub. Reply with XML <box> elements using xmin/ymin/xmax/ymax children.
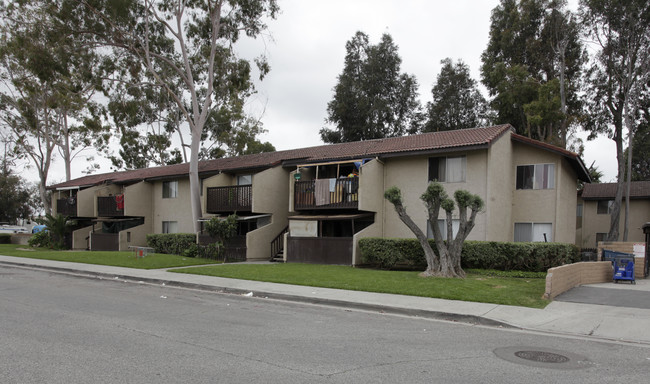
<box><xmin>147</xmin><ymin>233</ymin><xmax>197</xmax><ymax>255</ymax></box>
<box><xmin>0</xmin><ymin>234</ymin><xmax>11</xmax><ymax>244</ymax></box>
<box><xmin>28</xmin><ymin>231</ymin><xmax>51</xmax><ymax>248</ymax></box>
<box><xmin>358</xmin><ymin>238</ymin><xmax>579</xmax><ymax>272</ymax></box>
<box><xmin>183</xmin><ymin>243</ymin><xmax>199</xmax><ymax>258</ymax></box>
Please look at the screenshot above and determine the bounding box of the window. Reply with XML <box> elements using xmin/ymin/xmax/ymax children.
<box><xmin>576</xmin><ymin>204</ymin><xmax>583</xmax><ymax>217</ymax></box>
<box><xmin>427</xmin><ymin>219</ymin><xmax>460</xmax><ymax>240</ymax></box>
<box><xmin>429</xmin><ymin>156</ymin><xmax>466</xmax><ymax>183</ymax></box>
<box><xmin>238</xmin><ymin>174</ymin><xmax>252</xmax><ymax>185</ymax></box>
<box><xmin>163</xmin><ymin>180</ymin><xmax>178</xmax><ymax>198</ymax></box>
<box><xmin>514</xmin><ymin>222</ymin><xmax>552</xmax><ymax>242</ymax></box>
<box><xmin>162</xmin><ymin>221</ymin><xmax>178</xmax><ymax>234</ymax></box>
<box><xmin>516</xmin><ymin>164</ymin><xmax>555</xmax><ymax>190</ymax></box>
<box><xmin>595</xmin><ymin>232</ymin><xmax>607</xmax><ymax>246</ymax></box>
<box><xmin>597</xmin><ymin>200</ymin><xmax>614</xmax><ymax>214</ymax></box>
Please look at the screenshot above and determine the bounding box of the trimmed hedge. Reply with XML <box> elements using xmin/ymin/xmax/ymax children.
<box><xmin>146</xmin><ymin>233</ymin><xmax>197</xmax><ymax>256</ymax></box>
<box><xmin>358</xmin><ymin>238</ymin><xmax>580</xmax><ymax>272</ymax></box>
<box><xmin>0</xmin><ymin>234</ymin><xmax>11</xmax><ymax>244</ymax></box>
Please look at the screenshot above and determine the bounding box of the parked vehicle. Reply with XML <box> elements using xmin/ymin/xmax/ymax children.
<box><xmin>0</xmin><ymin>224</ymin><xmax>29</xmax><ymax>234</ymax></box>
<box><xmin>31</xmin><ymin>225</ymin><xmax>47</xmax><ymax>233</ymax></box>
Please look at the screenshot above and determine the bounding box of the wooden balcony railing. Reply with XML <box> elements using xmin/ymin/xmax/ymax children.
<box><xmin>56</xmin><ymin>198</ymin><xmax>77</xmax><ymax>217</ymax></box>
<box><xmin>206</xmin><ymin>185</ymin><xmax>252</xmax><ymax>213</ymax></box>
<box><xmin>97</xmin><ymin>196</ymin><xmax>124</xmax><ymax>217</ymax></box>
<box><xmin>294</xmin><ymin>177</ymin><xmax>359</xmax><ymax>210</ymax></box>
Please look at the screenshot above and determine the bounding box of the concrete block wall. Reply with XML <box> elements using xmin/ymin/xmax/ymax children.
<box><xmin>543</xmin><ymin>261</ymin><xmax>612</xmax><ymax>300</ymax></box>
<box><xmin>9</xmin><ymin>234</ymin><xmax>31</xmax><ymax>245</ymax></box>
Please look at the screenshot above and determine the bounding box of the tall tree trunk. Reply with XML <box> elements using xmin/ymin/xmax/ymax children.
<box><xmin>391</xmin><ymin>201</ymin><xmax>439</xmax><ymax>274</ymax></box>
<box><xmin>607</xmin><ymin>127</ymin><xmax>624</xmax><ymax>241</ymax></box>
<box><xmin>189</xmin><ymin>128</ymin><xmax>202</xmax><ymax>234</ymax></box>
<box><xmin>62</xmin><ymin>111</ymin><xmax>71</xmax><ymax>181</ymax></box>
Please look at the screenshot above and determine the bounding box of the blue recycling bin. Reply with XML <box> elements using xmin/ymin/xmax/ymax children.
<box><xmin>603</xmin><ymin>250</ymin><xmax>636</xmax><ymax>284</ymax></box>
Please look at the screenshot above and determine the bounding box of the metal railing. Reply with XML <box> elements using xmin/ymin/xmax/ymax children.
<box><xmin>206</xmin><ymin>185</ymin><xmax>252</xmax><ymax>213</ymax></box>
<box><xmin>56</xmin><ymin>198</ymin><xmax>77</xmax><ymax>216</ymax></box>
<box><xmin>270</xmin><ymin>226</ymin><xmax>288</xmax><ymax>260</ymax></box>
<box><xmin>97</xmin><ymin>196</ymin><xmax>124</xmax><ymax>217</ymax></box>
<box><xmin>294</xmin><ymin>177</ymin><xmax>359</xmax><ymax>210</ymax></box>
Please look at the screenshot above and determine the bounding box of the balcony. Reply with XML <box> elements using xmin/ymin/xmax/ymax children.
<box><xmin>294</xmin><ymin>177</ymin><xmax>358</xmax><ymax>210</ymax></box>
<box><xmin>206</xmin><ymin>185</ymin><xmax>252</xmax><ymax>213</ymax></box>
<box><xmin>56</xmin><ymin>198</ymin><xmax>77</xmax><ymax>217</ymax></box>
<box><xmin>97</xmin><ymin>196</ymin><xmax>124</xmax><ymax>217</ymax></box>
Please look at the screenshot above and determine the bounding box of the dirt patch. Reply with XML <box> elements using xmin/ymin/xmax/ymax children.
<box><xmin>16</xmin><ymin>248</ymin><xmax>35</xmax><ymax>252</ymax></box>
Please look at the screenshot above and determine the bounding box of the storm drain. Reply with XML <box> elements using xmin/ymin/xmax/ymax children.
<box><xmin>494</xmin><ymin>346</ymin><xmax>594</xmax><ymax>370</ymax></box>
<box><xmin>514</xmin><ymin>350</ymin><xmax>570</xmax><ymax>363</ymax></box>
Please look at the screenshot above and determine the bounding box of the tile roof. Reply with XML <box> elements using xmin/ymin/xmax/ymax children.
<box><xmin>48</xmin><ymin>124</ymin><xmax>516</xmax><ymax>189</ymax></box>
<box><xmin>581</xmin><ymin>181</ymin><xmax>650</xmax><ymax>200</ymax></box>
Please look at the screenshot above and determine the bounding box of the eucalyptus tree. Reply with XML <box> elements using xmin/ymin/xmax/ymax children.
<box><xmin>580</xmin><ymin>0</ymin><xmax>650</xmax><ymax>241</ymax></box>
<box><xmin>321</xmin><ymin>31</ymin><xmax>422</xmax><ymax>143</ymax></box>
<box><xmin>64</xmin><ymin>0</ymin><xmax>279</xmax><ymax>232</ymax></box>
<box><xmin>481</xmin><ymin>0</ymin><xmax>585</xmax><ymax>147</ymax></box>
<box><xmin>424</xmin><ymin>58</ymin><xmax>488</xmax><ymax>132</ymax></box>
<box><xmin>0</xmin><ymin>0</ymin><xmax>110</xmax><ymax>214</ymax></box>
<box><xmin>107</xmin><ymin>72</ymin><xmax>186</xmax><ymax>170</ymax></box>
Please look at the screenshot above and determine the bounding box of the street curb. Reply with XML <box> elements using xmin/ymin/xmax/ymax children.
<box><xmin>0</xmin><ymin>260</ymin><xmax>515</xmax><ymax>329</ymax></box>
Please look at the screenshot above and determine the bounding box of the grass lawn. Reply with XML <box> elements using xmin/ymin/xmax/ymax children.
<box><xmin>171</xmin><ymin>263</ymin><xmax>549</xmax><ymax>308</ymax></box>
<box><xmin>0</xmin><ymin>244</ymin><xmax>216</xmax><ymax>269</ymax></box>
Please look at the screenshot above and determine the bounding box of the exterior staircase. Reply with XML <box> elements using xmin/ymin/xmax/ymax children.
<box><xmin>270</xmin><ymin>226</ymin><xmax>288</xmax><ymax>262</ymax></box>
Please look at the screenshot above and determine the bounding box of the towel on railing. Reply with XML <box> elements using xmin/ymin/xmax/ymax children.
<box><xmin>315</xmin><ymin>179</ymin><xmax>331</xmax><ymax>206</ymax></box>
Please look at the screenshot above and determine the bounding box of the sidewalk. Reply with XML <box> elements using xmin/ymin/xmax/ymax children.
<box><xmin>1</xmin><ymin>255</ymin><xmax>649</xmax><ymax>345</ymax></box>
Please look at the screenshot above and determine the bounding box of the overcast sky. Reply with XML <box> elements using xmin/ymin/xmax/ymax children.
<box><xmin>40</xmin><ymin>0</ymin><xmax>617</xmax><ymax>185</ymax></box>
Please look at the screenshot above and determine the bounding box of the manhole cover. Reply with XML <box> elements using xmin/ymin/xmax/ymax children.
<box><xmin>494</xmin><ymin>346</ymin><xmax>594</xmax><ymax>370</ymax></box>
<box><xmin>514</xmin><ymin>350</ymin><xmax>570</xmax><ymax>363</ymax></box>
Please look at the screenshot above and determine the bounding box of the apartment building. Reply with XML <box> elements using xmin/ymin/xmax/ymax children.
<box><xmin>576</xmin><ymin>181</ymin><xmax>650</xmax><ymax>248</ymax></box>
<box><xmin>50</xmin><ymin>124</ymin><xmax>590</xmax><ymax>264</ymax></box>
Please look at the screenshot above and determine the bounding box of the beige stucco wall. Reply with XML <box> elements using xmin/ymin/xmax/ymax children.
<box><xmin>556</xmin><ymin>158</ymin><xmax>579</xmax><ymax>244</ymax></box>
<box><xmin>72</xmin><ymin>226</ymin><xmax>92</xmax><ymax>250</ymax></box>
<box><xmin>381</xmin><ymin>150</ymin><xmax>489</xmax><ymax>241</ymax></box>
<box><xmin>485</xmin><ymin>131</ymin><xmax>514</xmax><ymax>241</ymax></box>
<box><xmin>245</xmin><ymin>167</ymin><xmax>291</xmax><ymax>260</ymax></box>
<box><xmin>351</xmin><ymin>159</ymin><xmax>385</xmax><ymax>264</ymax></box>
<box><xmin>252</xmin><ymin>167</ymin><xmax>289</xmax><ymax>215</ymax></box>
<box><xmin>152</xmin><ymin>178</ymin><xmax>194</xmax><ymax>233</ymax></box>
<box><xmin>117</xmin><ymin>181</ymin><xmax>154</xmax><ymax>250</ymax></box>
<box><xmin>579</xmin><ymin>199</ymin><xmax>650</xmax><ymax>248</ymax></box>
<box><xmin>512</xmin><ymin>142</ymin><xmax>578</xmax><ymax>243</ymax></box>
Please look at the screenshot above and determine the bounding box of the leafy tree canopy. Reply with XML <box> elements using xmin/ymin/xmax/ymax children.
<box><xmin>424</xmin><ymin>58</ymin><xmax>488</xmax><ymax>132</ymax></box>
<box><xmin>481</xmin><ymin>0</ymin><xmax>585</xmax><ymax>147</ymax></box>
<box><xmin>321</xmin><ymin>31</ymin><xmax>423</xmax><ymax>143</ymax></box>
<box><xmin>0</xmin><ymin>169</ymin><xmax>32</xmax><ymax>224</ymax></box>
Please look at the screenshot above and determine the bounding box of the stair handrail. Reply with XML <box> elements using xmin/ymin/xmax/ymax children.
<box><xmin>270</xmin><ymin>226</ymin><xmax>289</xmax><ymax>260</ymax></box>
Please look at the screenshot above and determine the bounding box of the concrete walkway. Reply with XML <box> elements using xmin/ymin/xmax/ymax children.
<box><xmin>1</xmin><ymin>255</ymin><xmax>649</xmax><ymax>346</ymax></box>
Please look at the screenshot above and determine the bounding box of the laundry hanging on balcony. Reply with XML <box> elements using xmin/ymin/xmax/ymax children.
<box><xmin>115</xmin><ymin>194</ymin><xmax>125</xmax><ymax>210</ymax></box>
<box><xmin>315</xmin><ymin>179</ymin><xmax>331</xmax><ymax>206</ymax></box>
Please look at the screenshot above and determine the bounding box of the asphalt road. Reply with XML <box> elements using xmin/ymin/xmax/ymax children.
<box><xmin>555</xmin><ymin>286</ymin><xmax>650</xmax><ymax>309</ymax></box>
<box><xmin>1</xmin><ymin>265</ymin><xmax>649</xmax><ymax>384</ymax></box>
